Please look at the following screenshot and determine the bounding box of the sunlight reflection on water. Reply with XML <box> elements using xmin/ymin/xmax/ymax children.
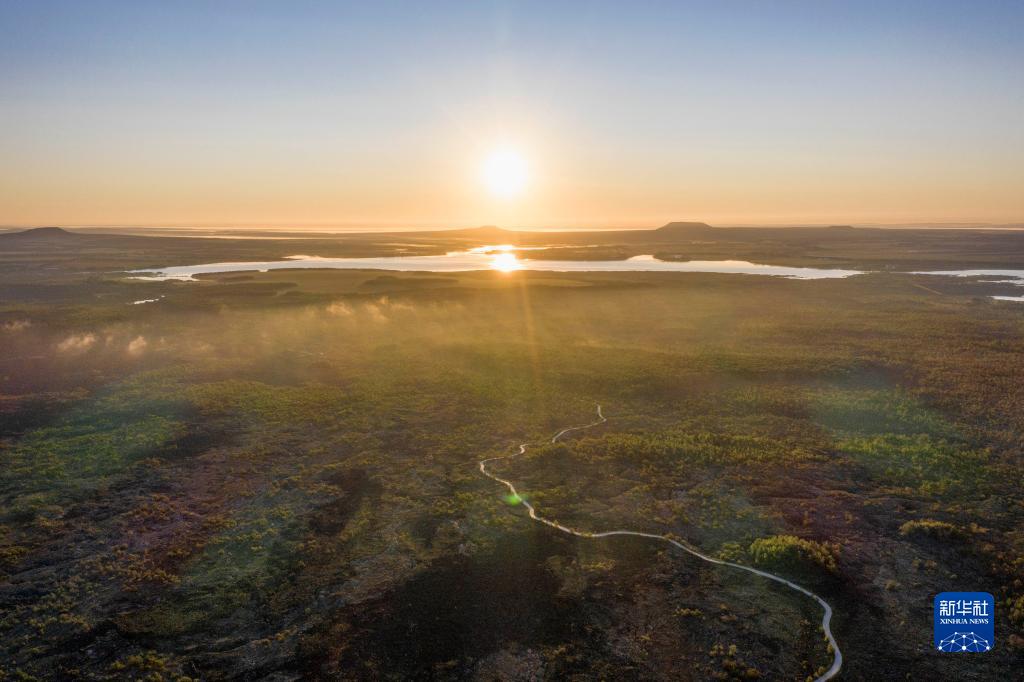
<box><xmin>128</xmin><ymin>245</ymin><xmax>864</xmax><ymax>281</ymax></box>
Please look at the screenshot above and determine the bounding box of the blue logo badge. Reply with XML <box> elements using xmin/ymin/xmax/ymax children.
<box><xmin>934</xmin><ymin>592</ymin><xmax>994</xmax><ymax>652</ymax></box>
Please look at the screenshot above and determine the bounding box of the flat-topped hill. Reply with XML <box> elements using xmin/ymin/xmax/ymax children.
<box><xmin>0</xmin><ymin>226</ymin><xmax>83</xmax><ymax>241</ymax></box>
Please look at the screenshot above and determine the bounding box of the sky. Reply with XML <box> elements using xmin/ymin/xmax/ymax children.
<box><xmin>1</xmin><ymin>1</ymin><xmax>1022</xmax><ymax>229</ymax></box>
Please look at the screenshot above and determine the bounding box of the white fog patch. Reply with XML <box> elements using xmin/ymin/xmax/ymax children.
<box><xmin>2</xmin><ymin>320</ymin><xmax>31</xmax><ymax>332</ymax></box>
<box><xmin>127</xmin><ymin>336</ymin><xmax>148</xmax><ymax>355</ymax></box>
<box><xmin>131</xmin><ymin>296</ymin><xmax>164</xmax><ymax>305</ymax></box>
<box><xmin>326</xmin><ymin>297</ymin><xmax>414</xmax><ymax>322</ymax></box>
<box><xmin>57</xmin><ymin>333</ymin><xmax>97</xmax><ymax>353</ymax></box>
<box><xmin>363</xmin><ymin>303</ymin><xmax>389</xmax><ymax>323</ymax></box>
<box><xmin>377</xmin><ymin>295</ymin><xmax>415</xmax><ymax>313</ymax></box>
<box><xmin>326</xmin><ymin>301</ymin><xmax>354</xmax><ymax>316</ymax></box>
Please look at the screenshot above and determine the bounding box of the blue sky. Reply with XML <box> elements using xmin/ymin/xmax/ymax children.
<box><xmin>1</xmin><ymin>1</ymin><xmax>1022</xmax><ymax>227</ymax></box>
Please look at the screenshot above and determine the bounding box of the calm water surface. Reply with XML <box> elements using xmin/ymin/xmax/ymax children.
<box><xmin>914</xmin><ymin>268</ymin><xmax>1024</xmax><ymax>301</ymax></box>
<box><xmin>129</xmin><ymin>246</ymin><xmax>863</xmax><ymax>281</ymax></box>
<box><xmin>126</xmin><ymin>247</ymin><xmax>1024</xmax><ymax>302</ymax></box>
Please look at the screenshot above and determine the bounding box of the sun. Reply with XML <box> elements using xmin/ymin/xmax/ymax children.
<box><xmin>482</xmin><ymin>147</ymin><xmax>528</xmax><ymax>199</ymax></box>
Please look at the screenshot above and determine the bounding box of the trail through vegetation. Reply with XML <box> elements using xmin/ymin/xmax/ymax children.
<box><xmin>480</xmin><ymin>404</ymin><xmax>843</xmax><ymax>681</ymax></box>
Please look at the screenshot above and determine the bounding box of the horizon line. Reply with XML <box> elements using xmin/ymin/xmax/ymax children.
<box><xmin>4</xmin><ymin>220</ymin><xmax>1024</xmax><ymax>234</ymax></box>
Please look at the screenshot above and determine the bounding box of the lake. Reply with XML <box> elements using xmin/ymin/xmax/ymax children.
<box><xmin>126</xmin><ymin>248</ymin><xmax>1024</xmax><ymax>303</ymax></box>
<box><xmin>129</xmin><ymin>246</ymin><xmax>863</xmax><ymax>281</ymax></box>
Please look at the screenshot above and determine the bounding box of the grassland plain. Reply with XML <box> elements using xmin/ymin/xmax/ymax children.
<box><xmin>1</xmin><ymin>228</ymin><xmax>1023</xmax><ymax>680</ymax></box>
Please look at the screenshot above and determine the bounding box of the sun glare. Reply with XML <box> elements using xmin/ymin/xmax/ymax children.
<box><xmin>482</xmin><ymin>148</ymin><xmax>528</xmax><ymax>199</ymax></box>
<box><xmin>490</xmin><ymin>252</ymin><xmax>521</xmax><ymax>272</ymax></box>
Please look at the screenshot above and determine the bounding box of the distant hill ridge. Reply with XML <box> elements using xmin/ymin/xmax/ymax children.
<box><xmin>656</xmin><ymin>222</ymin><xmax>715</xmax><ymax>233</ymax></box>
<box><xmin>0</xmin><ymin>226</ymin><xmax>82</xmax><ymax>240</ymax></box>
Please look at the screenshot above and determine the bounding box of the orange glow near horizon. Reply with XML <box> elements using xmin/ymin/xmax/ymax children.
<box><xmin>3</xmin><ymin>141</ymin><xmax>1022</xmax><ymax>229</ymax></box>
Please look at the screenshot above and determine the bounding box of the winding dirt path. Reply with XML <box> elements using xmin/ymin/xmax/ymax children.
<box><xmin>479</xmin><ymin>404</ymin><xmax>842</xmax><ymax>681</ymax></box>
